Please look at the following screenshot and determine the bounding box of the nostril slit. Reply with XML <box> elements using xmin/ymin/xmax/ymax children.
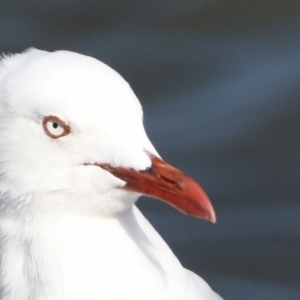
<box><xmin>160</xmin><ymin>174</ymin><xmax>183</xmax><ymax>189</ymax></box>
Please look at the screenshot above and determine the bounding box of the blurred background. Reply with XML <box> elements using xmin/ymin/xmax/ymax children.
<box><xmin>1</xmin><ymin>1</ymin><xmax>300</xmax><ymax>299</ymax></box>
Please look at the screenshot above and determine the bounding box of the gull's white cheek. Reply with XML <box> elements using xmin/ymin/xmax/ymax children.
<box><xmin>67</xmin><ymin>165</ymin><xmax>137</xmax><ymax>215</ymax></box>
<box><xmin>69</xmin><ymin>165</ymin><xmax>125</xmax><ymax>195</ymax></box>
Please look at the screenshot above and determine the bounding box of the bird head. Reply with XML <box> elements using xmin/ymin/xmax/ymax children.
<box><xmin>0</xmin><ymin>49</ymin><xmax>215</xmax><ymax>221</ymax></box>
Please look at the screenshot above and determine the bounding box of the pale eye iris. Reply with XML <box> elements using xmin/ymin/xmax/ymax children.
<box><xmin>43</xmin><ymin>116</ymin><xmax>71</xmax><ymax>139</ymax></box>
<box><xmin>46</xmin><ymin>120</ymin><xmax>65</xmax><ymax>136</ymax></box>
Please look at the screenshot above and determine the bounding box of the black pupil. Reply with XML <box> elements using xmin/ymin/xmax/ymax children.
<box><xmin>52</xmin><ymin>122</ymin><xmax>58</xmax><ymax>129</ymax></box>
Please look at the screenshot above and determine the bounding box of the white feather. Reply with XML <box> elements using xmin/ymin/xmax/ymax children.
<box><xmin>0</xmin><ymin>49</ymin><xmax>222</xmax><ymax>299</ymax></box>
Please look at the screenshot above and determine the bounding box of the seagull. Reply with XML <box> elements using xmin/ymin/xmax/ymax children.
<box><xmin>0</xmin><ymin>49</ymin><xmax>222</xmax><ymax>300</ymax></box>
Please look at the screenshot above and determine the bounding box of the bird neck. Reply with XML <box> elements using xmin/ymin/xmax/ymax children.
<box><xmin>0</xmin><ymin>206</ymin><xmax>175</xmax><ymax>300</ymax></box>
<box><xmin>1</xmin><ymin>211</ymin><xmax>118</xmax><ymax>298</ymax></box>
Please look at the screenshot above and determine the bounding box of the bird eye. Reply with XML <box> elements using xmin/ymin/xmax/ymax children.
<box><xmin>43</xmin><ymin>116</ymin><xmax>71</xmax><ymax>139</ymax></box>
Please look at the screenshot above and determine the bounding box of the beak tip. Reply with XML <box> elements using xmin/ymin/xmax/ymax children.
<box><xmin>209</xmin><ymin>208</ymin><xmax>217</xmax><ymax>223</ymax></box>
<box><xmin>202</xmin><ymin>209</ymin><xmax>216</xmax><ymax>223</ymax></box>
<box><xmin>210</xmin><ymin>215</ymin><xmax>217</xmax><ymax>224</ymax></box>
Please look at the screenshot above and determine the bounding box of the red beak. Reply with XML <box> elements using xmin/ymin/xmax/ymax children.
<box><xmin>100</xmin><ymin>155</ymin><xmax>216</xmax><ymax>223</ymax></box>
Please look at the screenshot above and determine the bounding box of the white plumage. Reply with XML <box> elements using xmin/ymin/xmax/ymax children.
<box><xmin>0</xmin><ymin>49</ymin><xmax>222</xmax><ymax>299</ymax></box>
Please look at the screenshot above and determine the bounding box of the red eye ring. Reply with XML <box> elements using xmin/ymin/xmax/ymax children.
<box><xmin>43</xmin><ymin>115</ymin><xmax>71</xmax><ymax>139</ymax></box>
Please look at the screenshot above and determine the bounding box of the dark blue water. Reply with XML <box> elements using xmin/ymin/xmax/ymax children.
<box><xmin>1</xmin><ymin>1</ymin><xmax>300</xmax><ymax>298</ymax></box>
